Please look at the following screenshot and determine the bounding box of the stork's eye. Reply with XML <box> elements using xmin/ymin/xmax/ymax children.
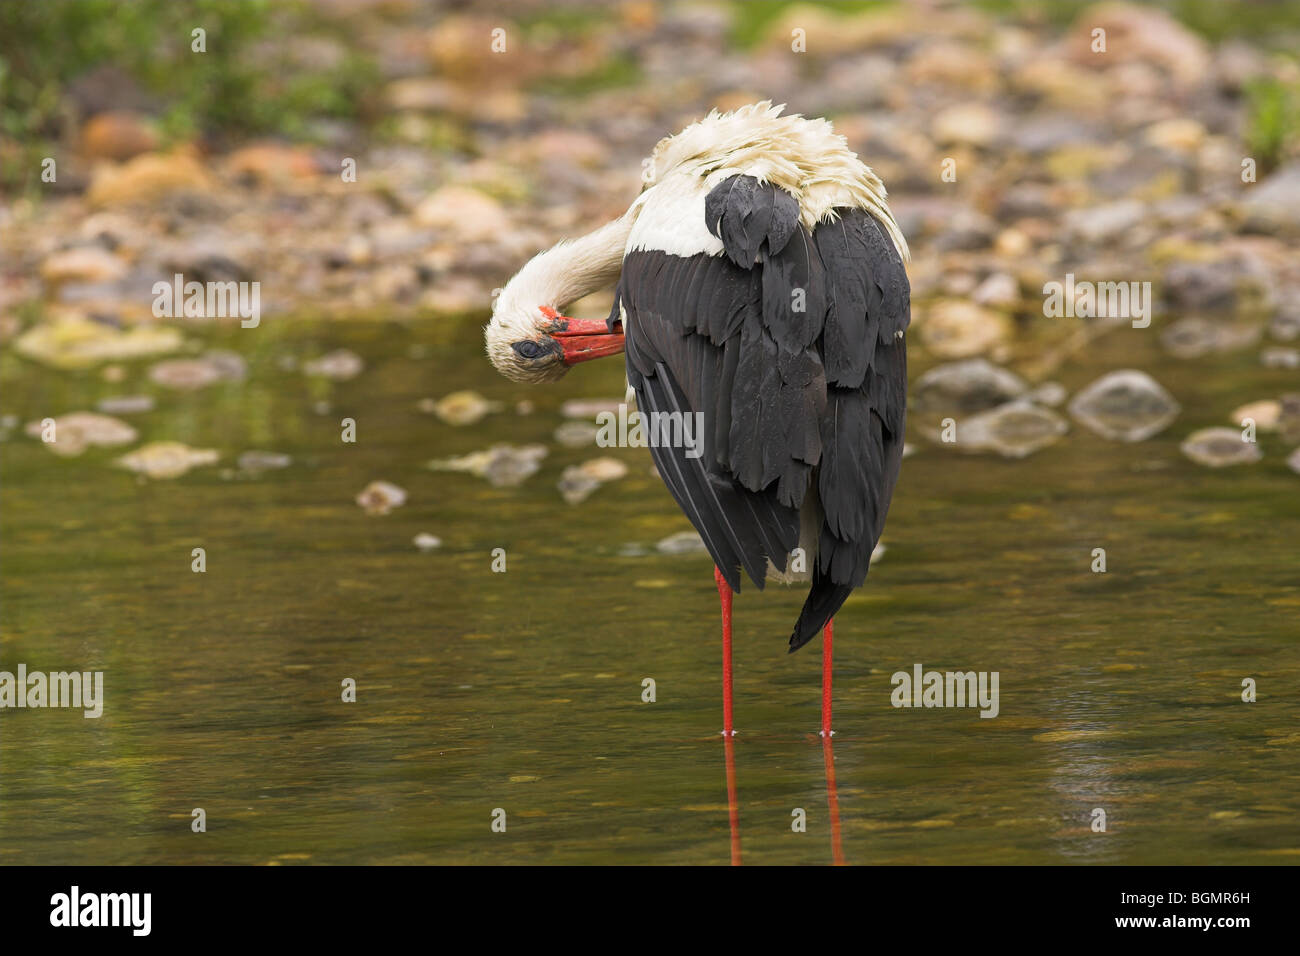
<box><xmin>512</xmin><ymin>340</ymin><xmax>549</xmax><ymax>361</ymax></box>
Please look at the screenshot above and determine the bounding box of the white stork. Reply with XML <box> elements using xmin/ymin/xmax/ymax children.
<box><xmin>486</xmin><ymin>102</ymin><xmax>910</xmax><ymax>738</ymax></box>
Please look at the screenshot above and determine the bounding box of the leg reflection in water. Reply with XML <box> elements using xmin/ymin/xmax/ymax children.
<box><xmin>724</xmin><ymin>732</ymin><xmax>742</xmax><ymax>865</ymax></box>
<box><xmin>721</xmin><ymin>732</ymin><xmax>848</xmax><ymax>866</ymax></box>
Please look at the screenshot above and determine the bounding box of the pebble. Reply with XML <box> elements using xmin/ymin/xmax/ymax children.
<box><xmin>554</xmin><ymin>421</ymin><xmax>599</xmax><ymax>447</ymax></box>
<box><xmin>96</xmin><ymin>395</ymin><xmax>155</xmax><ymax>415</ymax></box>
<box><xmin>656</xmin><ymin>531</ymin><xmax>707</xmax><ymax>555</ymax></box>
<box><xmin>238</xmin><ymin>450</ymin><xmax>292</xmax><ymax>473</ymax></box>
<box><xmin>24</xmin><ymin>411</ymin><xmax>138</xmax><ymax>457</ymax></box>
<box><xmin>14</xmin><ymin>315</ymin><xmax>182</xmax><ymax>370</ymax></box>
<box><xmin>913</xmin><ymin>359</ymin><xmax>1027</xmax><ymax>415</ymax></box>
<box><xmin>426</xmin><ymin>390</ymin><xmax>502</xmax><ymax>426</ymax></box>
<box><xmin>115</xmin><ymin>441</ymin><xmax>219</xmax><ymax>479</ymax></box>
<box><xmin>356</xmin><ymin>480</ymin><xmax>407</xmax><ymax>515</ymax></box>
<box><xmin>1180</xmin><ymin>428</ymin><xmax>1262</xmax><ymax>468</ymax></box>
<box><xmin>942</xmin><ymin>401</ymin><xmax>1068</xmax><ymax>458</ymax></box>
<box><xmin>413</xmin><ymin>533</ymin><xmax>443</xmax><ymax>551</ymax></box>
<box><xmin>303</xmin><ymin>349</ymin><xmax>364</xmax><ymax>381</ymax></box>
<box><xmin>427</xmin><ymin>444</ymin><xmax>548</xmax><ymax>488</ymax></box>
<box><xmin>1230</xmin><ymin>401</ymin><xmax>1281</xmax><ymax>431</ymax></box>
<box><xmin>1068</xmin><ymin>370</ymin><xmax>1180</xmax><ymax>441</ymax></box>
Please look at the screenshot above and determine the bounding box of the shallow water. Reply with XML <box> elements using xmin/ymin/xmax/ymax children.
<box><xmin>2</xmin><ymin>316</ymin><xmax>1298</xmax><ymax>865</ymax></box>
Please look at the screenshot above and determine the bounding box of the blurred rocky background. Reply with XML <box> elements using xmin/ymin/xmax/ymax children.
<box><xmin>1</xmin><ymin>0</ymin><xmax>1299</xmax><ymax>462</ymax></box>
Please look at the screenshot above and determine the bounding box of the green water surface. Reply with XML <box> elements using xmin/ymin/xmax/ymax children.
<box><xmin>1</xmin><ymin>316</ymin><xmax>1297</xmax><ymax>864</ymax></box>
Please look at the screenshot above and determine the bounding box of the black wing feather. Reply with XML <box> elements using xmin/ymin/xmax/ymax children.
<box><xmin>620</xmin><ymin>175</ymin><xmax>908</xmax><ymax>652</ymax></box>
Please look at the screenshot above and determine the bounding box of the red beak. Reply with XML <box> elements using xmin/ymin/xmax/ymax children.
<box><xmin>541</xmin><ymin>308</ymin><xmax>625</xmax><ymax>366</ymax></box>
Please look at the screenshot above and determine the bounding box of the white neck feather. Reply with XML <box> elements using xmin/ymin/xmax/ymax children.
<box><xmin>497</xmin><ymin>214</ymin><xmax>634</xmax><ymax>318</ymax></box>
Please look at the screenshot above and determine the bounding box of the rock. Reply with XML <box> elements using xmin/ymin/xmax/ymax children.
<box><xmin>870</xmin><ymin>541</ymin><xmax>886</xmax><ymax>565</ymax></box>
<box><xmin>906</xmin><ymin>42</ymin><xmax>998</xmax><ymax>92</ymax></box>
<box><xmin>1028</xmin><ymin>382</ymin><xmax>1068</xmax><ymax>407</ymax></box>
<box><xmin>356</xmin><ymin>480</ymin><xmax>407</xmax><ymax>515</ymax></box>
<box><xmin>559</xmin><ymin>457</ymin><xmax>629</xmax><ymax>504</ymax></box>
<box><xmin>148</xmin><ymin>358</ymin><xmax>222</xmax><ymax>390</ymax></box>
<box><xmin>413</xmin><ymin>533</ymin><xmax>443</xmax><ymax>552</ymax></box>
<box><xmin>1241</xmin><ymin>163</ymin><xmax>1300</xmax><ymax>237</ymax></box>
<box><xmin>1064</xmin><ymin>200</ymin><xmax>1145</xmax><ymax>242</ymax></box>
<box><xmin>1160</xmin><ymin>317</ymin><xmax>1261</xmax><ymax>358</ymax></box>
<box><xmin>940</xmin><ymin>401</ymin><xmax>1067</xmax><ymax>457</ymax></box>
<box><xmin>1164</xmin><ymin>261</ymin><xmax>1237</xmax><ymax>310</ymax></box>
<box><xmin>554</xmin><ymin>421</ymin><xmax>599</xmax><ymax>447</ymax></box>
<box><xmin>24</xmin><ymin>411</ymin><xmax>138</xmax><ymax>457</ymax></box>
<box><xmin>40</xmin><ymin>247</ymin><xmax>127</xmax><ymax>285</ymax></box>
<box><xmin>115</xmin><ymin>441</ymin><xmax>219</xmax><ymax>479</ymax></box>
<box><xmin>656</xmin><ymin>530</ymin><xmax>707</xmax><ymax>555</ymax></box>
<box><xmin>913</xmin><ymin>359</ymin><xmax>1027</xmax><ymax>415</ymax></box>
<box><xmin>13</xmin><ymin>315</ymin><xmax>183</xmax><ymax>369</ymax></box>
<box><xmin>918</xmin><ymin>300</ymin><xmax>1010</xmax><ymax>359</ymax></box>
<box><xmin>934</xmin><ymin>210</ymin><xmax>998</xmax><ymax>252</ymax></box>
<box><xmin>226</xmin><ymin>142</ymin><xmax>319</xmax><ymax>185</ymax></box>
<box><xmin>972</xmin><ymin>272</ymin><xmax>1019</xmax><ymax>307</ymax></box>
<box><xmin>1261</xmin><ymin>347</ymin><xmax>1300</xmax><ymax>369</ymax></box>
<box><xmin>427</xmin><ymin>444</ymin><xmax>548</xmax><ymax>488</ymax></box>
<box><xmin>931</xmin><ymin>103</ymin><xmax>1002</xmax><ymax>147</ymax></box>
<box><xmin>1065</xmin><ymin>2</ymin><xmax>1210</xmax><ymax>88</ymax></box>
<box><xmin>414</xmin><ymin>186</ymin><xmax>511</xmax><ymax>243</ymax></box>
<box><xmin>96</xmin><ymin>395</ymin><xmax>155</xmax><ymax>415</ymax></box>
<box><xmin>558</xmin><ymin>469</ymin><xmax>602</xmax><ymax>505</ymax></box>
<box><xmin>81</xmin><ymin>111</ymin><xmax>159</xmax><ymax>161</ymax></box>
<box><xmin>303</xmin><ymin>349</ymin><xmax>364</xmax><ymax>381</ymax></box>
<box><xmin>1144</xmin><ymin>117</ymin><xmax>1206</xmax><ymax>153</ymax></box>
<box><xmin>573</xmin><ymin>457</ymin><xmax>628</xmax><ymax>482</ymax></box>
<box><xmin>1068</xmin><ymin>370</ymin><xmax>1180</xmax><ymax>441</ymax></box>
<box><xmin>1180</xmin><ymin>428</ymin><xmax>1262</xmax><ymax>467</ymax></box>
<box><xmin>1288</xmin><ymin>447</ymin><xmax>1300</xmax><ymax>475</ymax></box>
<box><xmin>1230</xmin><ymin>400</ymin><xmax>1281</xmax><ymax>431</ymax></box>
<box><xmin>1270</xmin><ymin>302</ymin><xmax>1300</xmax><ymax>341</ymax></box>
<box><xmin>561</xmin><ymin>398</ymin><xmax>624</xmax><ymax>419</ymax></box>
<box><xmin>426</xmin><ymin>390</ymin><xmax>502</xmax><ymax>426</ymax></box>
<box><xmin>86</xmin><ymin>150</ymin><xmax>216</xmax><ymax>207</ymax></box>
<box><xmin>237</xmin><ymin>450</ymin><xmax>292</xmax><ymax>473</ymax></box>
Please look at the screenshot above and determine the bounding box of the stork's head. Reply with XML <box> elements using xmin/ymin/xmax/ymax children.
<box><xmin>485</xmin><ymin>295</ymin><xmax>624</xmax><ymax>384</ymax></box>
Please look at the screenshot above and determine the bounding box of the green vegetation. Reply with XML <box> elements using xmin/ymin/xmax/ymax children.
<box><xmin>1245</xmin><ymin>74</ymin><xmax>1300</xmax><ymax>174</ymax></box>
<box><xmin>0</xmin><ymin>0</ymin><xmax>377</xmax><ymax>188</ymax></box>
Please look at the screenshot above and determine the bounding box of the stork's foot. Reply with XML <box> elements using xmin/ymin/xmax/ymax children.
<box><xmin>819</xmin><ymin>729</ymin><xmax>836</xmax><ymax>738</ymax></box>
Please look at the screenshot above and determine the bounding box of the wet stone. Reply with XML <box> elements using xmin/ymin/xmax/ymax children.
<box><xmin>946</xmin><ymin>401</ymin><xmax>1068</xmax><ymax>458</ymax></box>
<box><xmin>356</xmin><ymin>480</ymin><xmax>407</xmax><ymax>515</ymax></box>
<box><xmin>656</xmin><ymin>530</ymin><xmax>707</xmax><ymax>555</ymax></box>
<box><xmin>1068</xmin><ymin>370</ymin><xmax>1180</xmax><ymax>442</ymax></box>
<box><xmin>554</xmin><ymin>421</ymin><xmax>599</xmax><ymax>447</ymax></box>
<box><xmin>303</xmin><ymin>349</ymin><xmax>364</xmax><ymax>381</ymax></box>
<box><xmin>96</xmin><ymin>395</ymin><xmax>155</xmax><ymax>415</ymax></box>
<box><xmin>115</xmin><ymin>441</ymin><xmax>219</xmax><ymax>479</ymax></box>
<box><xmin>913</xmin><ymin>358</ymin><xmax>1027</xmax><ymax>415</ymax></box>
<box><xmin>424</xmin><ymin>390</ymin><xmax>502</xmax><ymax>426</ymax></box>
<box><xmin>427</xmin><ymin>444</ymin><xmax>548</xmax><ymax>488</ymax></box>
<box><xmin>25</xmin><ymin>411</ymin><xmax>138</xmax><ymax>457</ymax></box>
<box><xmin>413</xmin><ymin>533</ymin><xmax>443</xmax><ymax>552</ymax></box>
<box><xmin>1180</xmin><ymin>428</ymin><xmax>1262</xmax><ymax>468</ymax></box>
<box><xmin>238</xmin><ymin>450</ymin><xmax>292</xmax><ymax>473</ymax></box>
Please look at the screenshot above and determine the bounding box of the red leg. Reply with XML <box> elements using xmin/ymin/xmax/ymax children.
<box><xmin>820</xmin><ymin>617</ymin><xmax>834</xmax><ymax>737</ymax></box>
<box><xmin>714</xmin><ymin>566</ymin><xmax>735</xmax><ymax>736</ymax></box>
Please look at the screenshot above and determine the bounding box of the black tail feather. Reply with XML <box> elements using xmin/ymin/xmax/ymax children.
<box><xmin>788</xmin><ymin>564</ymin><xmax>854</xmax><ymax>653</ymax></box>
